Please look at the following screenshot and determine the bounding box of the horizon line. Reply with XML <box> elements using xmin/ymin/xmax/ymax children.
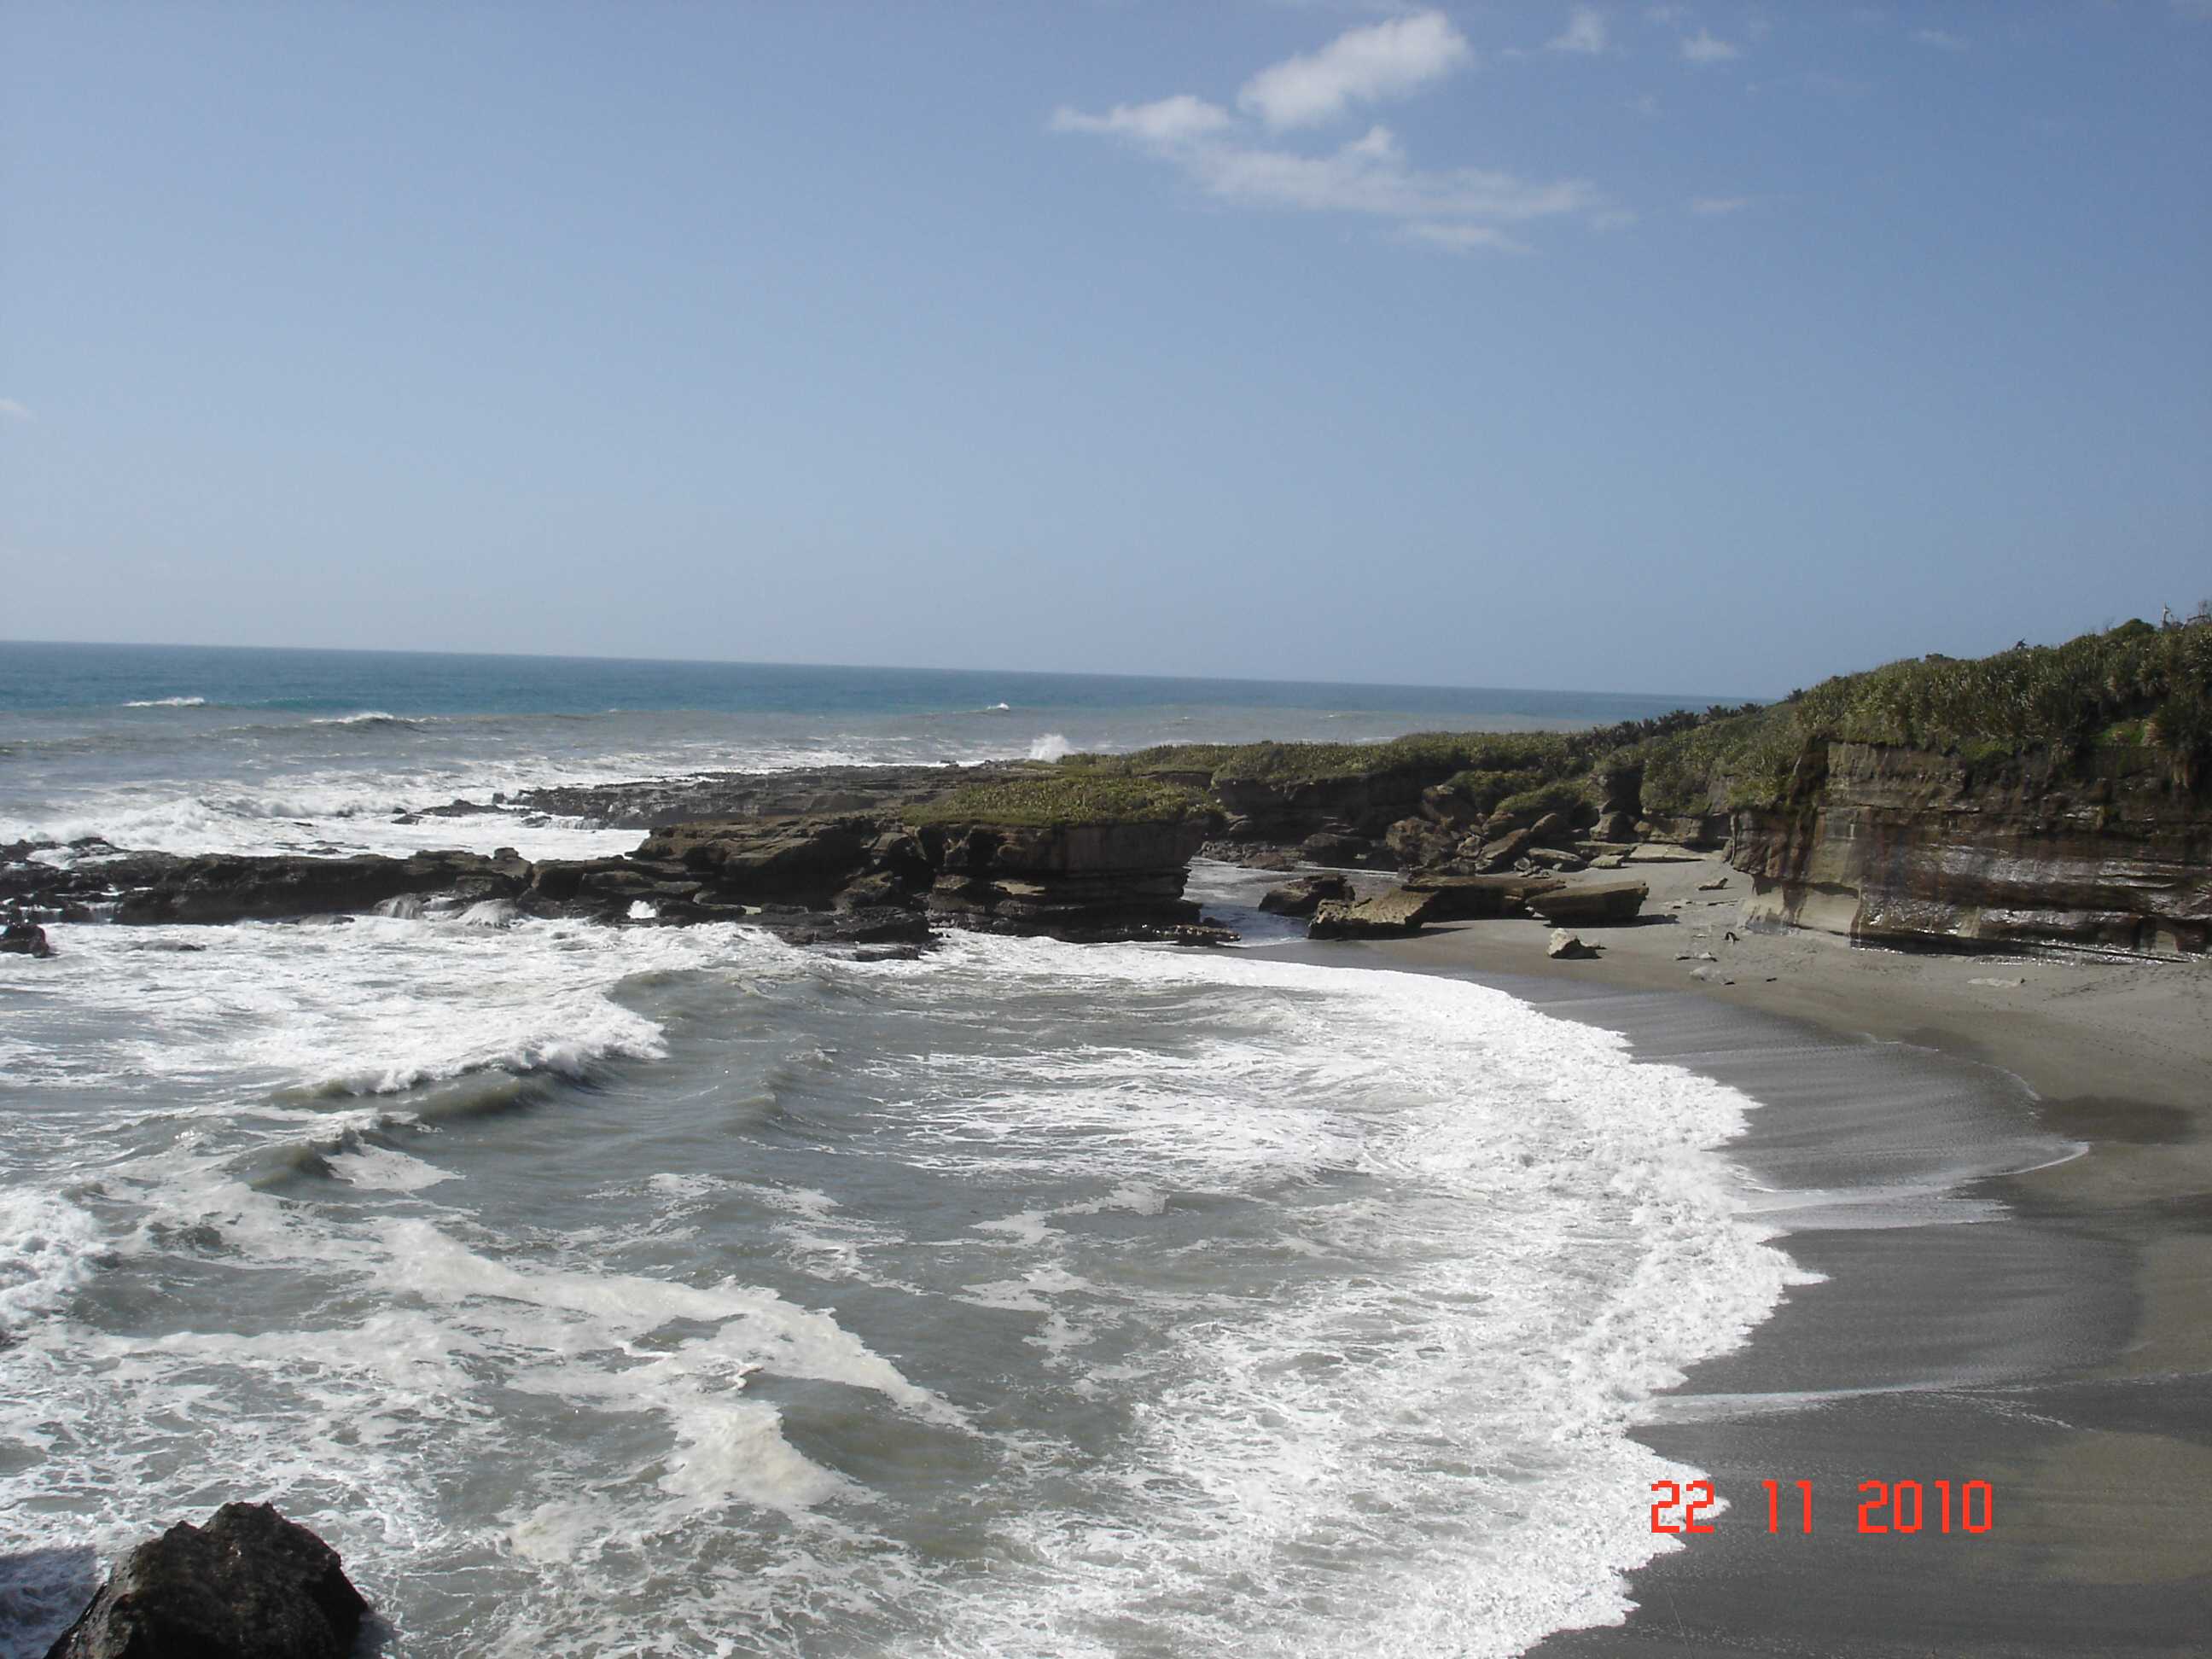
<box><xmin>0</xmin><ymin>635</ymin><xmax>1768</xmax><ymax>710</ymax></box>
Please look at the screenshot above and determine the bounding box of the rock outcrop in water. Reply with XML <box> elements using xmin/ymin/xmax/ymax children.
<box><xmin>2</xmin><ymin>920</ymin><xmax>55</xmax><ymax>958</ymax></box>
<box><xmin>0</xmin><ymin>765</ymin><xmax>1232</xmax><ymax>946</ymax></box>
<box><xmin>43</xmin><ymin>1502</ymin><xmax>367</xmax><ymax>1659</ymax></box>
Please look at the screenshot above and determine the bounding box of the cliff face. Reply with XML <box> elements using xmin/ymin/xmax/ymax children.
<box><xmin>917</xmin><ymin>818</ymin><xmax>1216</xmax><ymax>936</ymax></box>
<box><xmin>1730</xmin><ymin>741</ymin><xmax>2212</xmax><ymax>958</ymax></box>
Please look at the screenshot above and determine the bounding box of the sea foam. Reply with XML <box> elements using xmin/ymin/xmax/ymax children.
<box><xmin>0</xmin><ymin>918</ymin><xmax>1797</xmax><ymax>1658</ymax></box>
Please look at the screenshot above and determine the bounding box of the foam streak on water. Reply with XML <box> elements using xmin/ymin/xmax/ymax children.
<box><xmin>0</xmin><ymin>907</ymin><xmax>1794</xmax><ymax>1658</ymax></box>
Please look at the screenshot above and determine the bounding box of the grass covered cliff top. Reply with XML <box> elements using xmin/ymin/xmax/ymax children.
<box><xmin>1057</xmin><ymin>613</ymin><xmax>2212</xmax><ymax>820</ymax></box>
<box><xmin>910</xmin><ymin>774</ymin><xmax>1214</xmax><ymax>828</ymax></box>
<box><xmin>1641</xmin><ymin>609</ymin><xmax>2212</xmax><ymax>808</ymax></box>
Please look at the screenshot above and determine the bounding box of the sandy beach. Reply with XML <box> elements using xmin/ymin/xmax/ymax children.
<box><xmin>1260</xmin><ymin>853</ymin><xmax>2212</xmax><ymax>1655</ymax></box>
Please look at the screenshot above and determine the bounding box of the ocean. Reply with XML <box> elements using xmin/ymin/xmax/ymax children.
<box><xmin>1</xmin><ymin>642</ymin><xmax>1796</xmax><ymax>1656</ymax></box>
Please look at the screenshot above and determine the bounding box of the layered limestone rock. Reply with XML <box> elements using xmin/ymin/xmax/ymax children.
<box><xmin>1397</xmin><ymin>872</ymin><xmax>1566</xmax><ymax>919</ymax></box>
<box><xmin>1730</xmin><ymin>741</ymin><xmax>2212</xmax><ymax>957</ymax></box>
<box><xmin>1307</xmin><ymin>887</ymin><xmax>1441</xmax><ymax>940</ymax></box>
<box><xmin>1525</xmin><ymin>880</ymin><xmax>1650</xmax><ymax>926</ymax></box>
<box><xmin>917</xmin><ymin>818</ymin><xmax>1227</xmax><ymax>941</ymax></box>
<box><xmin>1</xmin><ymin>848</ymin><xmax>533</xmax><ymax>926</ymax></box>
<box><xmin>1257</xmin><ymin>873</ymin><xmax>1351</xmax><ymax>917</ymax></box>
<box><xmin>3</xmin><ymin>769</ymin><xmax>1231</xmax><ymax>947</ymax></box>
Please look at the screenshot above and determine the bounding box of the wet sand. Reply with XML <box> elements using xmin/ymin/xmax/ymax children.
<box><xmin>1251</xmin><ymin>852</ymin><xmax>2212</xmax><ymax>1655</ymax></box>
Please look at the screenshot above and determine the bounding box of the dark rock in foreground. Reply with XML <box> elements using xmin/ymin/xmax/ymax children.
<box><xmin>3</xmin><ymin>921</ymin><xmax>55</xmax><ymax>958</ymax></box>
<box><xmin>44</xmin><ymin>1502</ymin><xmax>367</xmax><ymax>1659</ymax></box>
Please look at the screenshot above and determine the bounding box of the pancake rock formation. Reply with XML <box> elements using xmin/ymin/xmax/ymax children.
<box><xmin>1728</xmin><ymin>741</ymin><xmax>2212</xmax><ymax>957</ymax></box>
<box><xmin>1307</xmin><ymin>887</ymin><xmax>1441</xmax><ymax>940</ymax></box>
<box><xmin>0</xmin><ymin>765</ymin><xmax>1235</xmax><ymax>947</ymax></box>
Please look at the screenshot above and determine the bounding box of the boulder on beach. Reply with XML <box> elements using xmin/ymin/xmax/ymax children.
<box><xmin>1470</xmin><ymin>828</ymin><xmax>1533</xmax><ymax>872</ymax></box>
<box><xmin>1526</xmin><ymin>881</ymin><xmax>1650</xmax><ymax>926</ymax></box>
<box><xmin>42</xmin><ymin>1502</ymin><xmax>368</xmax><ymax>1659</ymax></box>
<box><xmin>1547</xmin><ymin>928</ymin><xmax>1599</xmax><ymax>959</ymax></box>
<box><xmin>1398</xmin><ymin>873</ymin><xmax>1564</xmax><ymax>920</ymax></box>
<box><xmin>1591</xmin><ymin>809</ymin><xmax>1638</xmax><ymax>843</ymax></box>
<box><xmin>1526</xmin><ymin>812</ymin><xmax>1575</xmax><ymax>848</ymax></box>
<box><xmin>1523</xmin><ymin>847</ymin><xmax>1587</xmax><ymax>872</ymax></box>
<box><xmin>1257</xmin><ymin>873</ymin><xmax>1350</xmax><ymax>917</ymax></box>
<box><xmin>1307</xmin><ymin>887</ymin><xmax>1441</xmax><ymax>940</ymax></box>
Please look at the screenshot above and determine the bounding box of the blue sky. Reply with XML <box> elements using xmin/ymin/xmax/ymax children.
<box><xmin>3</xmin><ymin>2</ymin><xmax>2207</xmax><ymax>696</ymax></box>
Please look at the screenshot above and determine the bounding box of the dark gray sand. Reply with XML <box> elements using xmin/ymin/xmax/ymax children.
<box><xmin>1246</xmin><ymin>854</ymin><xmax>2212</xmax><ymax>1656</ymax></box>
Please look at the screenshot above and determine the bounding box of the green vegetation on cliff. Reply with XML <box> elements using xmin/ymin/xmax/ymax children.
<box><xmin>1628</xmin><ymin>613</ymin><xmax>2212</xmax><ymax>812</ymax></box>
<box><xmin>1064</xmin><ymin>731</ymin><xmax>1575</xmax><ymax>786</ymax></box>
<box><xmin>1051</xmin><ymin>614</ymin><xmax>2212</xmax><ymax>828</ymax></box>
<box><xmin>911</xmin><ymin>775</ymin><xmax>1214</xmax><ymax>828</ymax></box>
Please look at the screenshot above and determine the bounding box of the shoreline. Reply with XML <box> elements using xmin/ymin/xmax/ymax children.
<box><xmin>1249</xmin><ymin>850</ymin><xmax>2211</xmax><ymax>1654</ymax></box>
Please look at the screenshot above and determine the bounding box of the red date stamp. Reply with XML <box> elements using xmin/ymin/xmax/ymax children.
<box><xmin>1650</xmin><ymin>1478</ymin><xmax>1994</xmax><ymax>1535</ymax></box>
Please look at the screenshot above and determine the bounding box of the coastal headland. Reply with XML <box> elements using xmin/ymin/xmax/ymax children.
<box><xmin>9</xmin><ymin>620</ymin><xmax>2204</xmax><ymax>963</ymax></box>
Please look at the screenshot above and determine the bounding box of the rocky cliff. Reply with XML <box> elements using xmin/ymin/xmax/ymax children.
<box><xmin>1728</xmin><ymin>740</ymin><xmax>2212</xmax><ymax>958</ymax></box>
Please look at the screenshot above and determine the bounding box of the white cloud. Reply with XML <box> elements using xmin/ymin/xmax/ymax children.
<box><xmin>0</xmin><ymin>399</ymin><xmax>28</xmax><ymax>421</ymax></box>
<box><xmin>1405</xmin><ymin>222</ymin><xmax>1530</xmax><ymax>254</ymax></box>
<box><xmin>1049</xmin><ymin>95</ymin><xmax>1231</xmax><ymax>146</ymax></box>
<box><xmin>1690</xmin><ymin>195</ymin><xmax>1749</xmax><ymax>214</ymax></box>
<box><xmin>1680</xmin><ymin>28</ymin><xmax>1742</xmax><ymax>62</ymax></box>
<box><xmin>1051</xmin><ymin>15</ymin><xmax>1610</xmax><ymax>255</ymax></box>
<box><xmin>1911</xmin><ymin>27</ymin><xmax>1967</xmax><ymax>50</ymax></box>
<box><xmin>1548</xmin><ymin>7</ymin><xmax>1610</xmax><ymax>54</ymax></box>
<box><xmin>1237</xmin><ymin>9</ymin><xmax>1473</xmax><ymax>129</ymax></box>
<box><xmin>1186</xmin><ymin>129</ymin><xmax>1601</xmax><ymax>225</ymax></box>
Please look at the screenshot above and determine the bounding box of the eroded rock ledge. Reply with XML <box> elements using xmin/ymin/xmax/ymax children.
<box><xmin>0</xmin><ymin>765</ymin><xmax>1234</xmax><ymax>948</ymax></box>
<box><xmin>1728</xmin><ymin>740</ymin><xmax>2211</xmax><ymax>958</ymax></box>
